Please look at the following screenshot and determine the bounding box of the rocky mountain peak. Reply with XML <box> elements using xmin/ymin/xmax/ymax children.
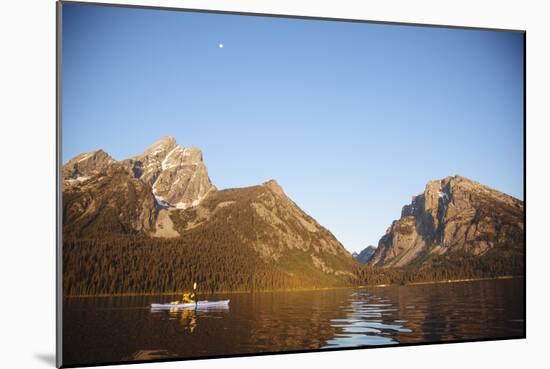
<box><xmin>63</xmin><ymin>136</ymin><xmax>217</xmax><ymax>219</ymax></box>
<box><xmin>370</xmin><ymin>175</ymin><xmax>524</xmax><ymax>268</ymax></box>
<box><xmin>62</xmin><ymin>149</ymin><xmax>115</xmax><ymax>182</ymax></box>
<box><xmin>353</xmin><ymin>245</ymin><xmax>377</xmax><ymax>264</ymax></box>
<box><xmin>144</xmin><ymin>135</ymin><xmax>177</xmax><ymax>156</ymax></box>
<box><xmin>262</xmin><ymin>179</ymin><xmax>285</xmax><ymax>197</ymax></box>
<box><xmin>122</xmin><ymin>137</ymin><xmax>215</xmax><ymax>209</ymax></box>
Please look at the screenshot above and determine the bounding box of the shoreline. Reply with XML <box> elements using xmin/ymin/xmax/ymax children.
<box><xmin>64</xmin><ymin>285</ymin><xmax>353</xmax><ymax>298</ymax></box>
<box><xmin>359</xmin><ymin>275</ymin><xmax>522</xmax><ymax>289</ymax></box>
<box><xmin>403</xmin><ymin>275</ymin><xmax>521</xmax><ymax>287</ymax></box>
<box><xmin>64</xmin><ymin>275</ymin><xmax>523</xmax><ymax>298</ymax></box>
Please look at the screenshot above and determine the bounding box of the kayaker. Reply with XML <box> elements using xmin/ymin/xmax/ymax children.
<box><xmin>182</xmin><ymin>292</ymin><xmax>194</xmax><ymax>303</ymax></box>
<box><xmin>181</xmin><ymin>282</ymin><xmax>198</xmax><ymax>303</ymax></box>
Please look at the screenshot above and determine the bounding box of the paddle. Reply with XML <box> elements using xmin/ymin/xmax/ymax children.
<box><xmin>193</xmin><ymin>282</ymin><xmax>198</xmax><ymax>310</ymax></box>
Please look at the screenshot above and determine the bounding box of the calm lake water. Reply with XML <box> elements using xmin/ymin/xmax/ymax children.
<box><xmin>63</xmin><ymin>278</ymin><xmax>524</xmax><ymax>366</ymax></box>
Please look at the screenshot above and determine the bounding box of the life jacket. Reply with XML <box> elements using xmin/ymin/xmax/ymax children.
<box><xmin>182</xmin><ymin>292</ymin><xmax>195</xmax><ymax>303</ymax></box>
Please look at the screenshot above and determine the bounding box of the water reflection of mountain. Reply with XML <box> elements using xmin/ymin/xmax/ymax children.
<box><xmin>324</xmin><ymin>290</ymin><xmax>411</xmax><ymax>348</ymax></box>
<box><xmin>246</xmin><ymin>290</ymin><xmax>345</xmax><ymax>351</ymax></box>
<box><xmin>370</xmin><ymin>279</ymin><xmax>524</xmax><ymax>344</ymax></box>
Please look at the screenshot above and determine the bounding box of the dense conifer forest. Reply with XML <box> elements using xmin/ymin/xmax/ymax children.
<box><xmin>63</xmin><ymin>234</ymin><xmax>523</xmax><ymax>296</ymax></box>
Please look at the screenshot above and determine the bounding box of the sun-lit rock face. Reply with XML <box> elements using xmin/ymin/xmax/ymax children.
<box><xmin>166</xmin><ymin>178</ymin><xmax>357</xmax><ymax>278</ymax></box>
<box><xmin>122</xmin><ymin>136</ymin><xmax>216</xmax><ymax>209</ymax></box>
<box><xmin>369</xmin><ymin>175</ymin><xmax>524</xmax><ymax>268</ymax></box>
<box><xmin>62</xmin><ymin>149</ymin><xmax>115</xmax><ymax>183</ymax></box>
<box><xmin>62</xmin><ymin>135</ymin><xmax>217</xmax><ymax>235</ymax></box>
<box><xmin>62</xmin><ymin>165</ymin><xmax>157</xmax><ymax>236</ymax></box>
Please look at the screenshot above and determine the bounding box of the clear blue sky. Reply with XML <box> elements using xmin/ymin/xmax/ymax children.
<box><xmin>62</xmin><ymin>3</ymin><xmax>524</xmax><ymax>253</ymax></box>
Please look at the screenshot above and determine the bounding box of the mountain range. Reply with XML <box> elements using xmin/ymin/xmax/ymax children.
<box><xmin>63</xmin><ymin>136</ymin><xmax>357</xmax><ymax>295</ymax></box>
<box><xmin>62</xmin><ymin>136</ymin><xmax>524</xmax><ymax>295</ymax></box>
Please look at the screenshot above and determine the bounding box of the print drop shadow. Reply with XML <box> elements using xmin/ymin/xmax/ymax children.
<box><xmin>34</xmin><ymin>353</ymin><xmax>56</xmax><ymax>367</ymax></box>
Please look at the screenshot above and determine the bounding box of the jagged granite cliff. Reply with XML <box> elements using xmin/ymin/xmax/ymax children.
<box><xmin>62</xmin><ymin>136</ymin><xmax>216</xmax><ymax>235</ymax></box>
<box><xmin>369</xmin><ymin>175</ymin><xmax>524</xmax><ymax>268</ymax></box>
<box><xmin>122</xmin><ymin>136</ymin><xmax>215</xmax><ymax>208</ymax></box>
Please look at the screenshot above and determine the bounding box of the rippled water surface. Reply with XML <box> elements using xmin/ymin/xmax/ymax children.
<box><xmin>63</xmin><ymin>278</ymin><xmax>524</xmax><ymax>366</ymax></box>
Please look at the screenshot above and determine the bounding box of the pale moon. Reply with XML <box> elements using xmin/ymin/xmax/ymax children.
<box><xmin>218</xmin><ymin>43</ymin><xmax>224</xmax><ymax>48</ymax></box>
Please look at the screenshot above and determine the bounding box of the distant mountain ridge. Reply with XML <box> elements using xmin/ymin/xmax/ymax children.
<box><xmin>352</xmin><ymin>246</ymin><xmax>377</xmax><ymax>264</ymax></box>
